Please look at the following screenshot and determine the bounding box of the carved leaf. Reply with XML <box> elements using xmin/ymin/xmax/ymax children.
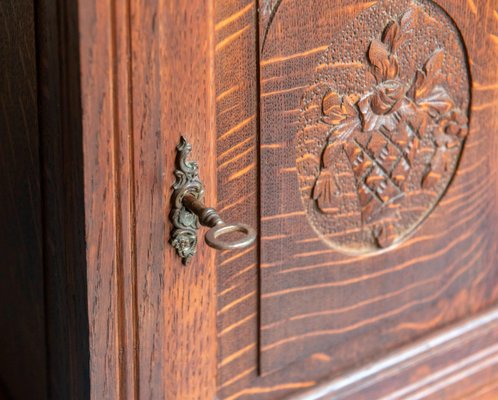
<box><xmin>322</xmin><ymin>90</ymin><xmax>341</xmax><ymax>114</ymax></box>
<box><xmin>368</xmin><ymin>39</ymin><xmax>391</xmax><ymax>82</ymax></box>
<box><xmin>386</xmin><ymin>56</ymin><xmax>399</xmax><ymax>80</ymax></box>
<box><xmin>313</xmin><ymin>169</ymin><xmax>333</xmax><ymax>200</ymax></box>
<box><xmin>418</xmin><ymin>86</ymin><xmax>454</xmax><ymax>117</ymax></box>
<box><xmin>383</xmin><ymin>21</ymin><xmax>401</xmax><ymax>52</ymax></box>
<box><xmin>331</xmin><ymin>116</ymin><xmax>361</xmax><ymax>141</ymax></box>
<box><xmin>321</xmin><ymin>139</ymin><xmax>339</xmax><ymax>169</ymax></box>
<box><xmin>322</xmin><ymin>92</ymin><xmax>361</xmax><ymax>137</ymax></box>
<box><xmin>414</xmin><ymin>74</ymin><xmax>429</xmax><ymax>99</ymax></box>
<box><xmin>415</xmin><ymin>50</ymin><xmax>445</xmax><ymax>100</ymax></box>
<box><xmin>313</xmin><ymin>142</ymin><xmax>345</xmax><ymax>213</ymax></box>
<box><xmin>421</xmin><ymin>145</ymin><xmax>455</xmax><ymax>190</ymax></box>
<box><xmin>424</xmin><ymin>50</ymin><xmax>444</xmax><ymax>79</ymax></box>
<box><xmin>411</xmin><ymin>69</ymin><xmax>425</xmax><ymax>95</ymax></box>
<box><xmin>400</xmin><ymin>7</ymin><xmax>418</xmax><ymax>32</ymax></box>
<box><xmin>342</xmin><ymin>94</ymin><xmax>360</xmax><ymax>117</ymax></box>
<box><xmin>322</xmin><ymin>91</ymin><xmax>345</xmax><ymax>125</ymax></box>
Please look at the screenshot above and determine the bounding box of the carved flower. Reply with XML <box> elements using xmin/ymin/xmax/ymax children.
<box><xmin>422</xmin><ymin>110</ymin><xmax>468</xmax><ymax>189</ymax></box>
<box><xmin>358</xmin><ymin>80</ymin><xmax>409</xmax><ymax>132</ymax></box>
<box><xmin>370</xmin><ymin>80</ymin><xmax>406</xmax><ymax>114</ymax></box>
<box><xmin>438</xmin><ymin>109</ymin><xmax>469</xmax><ymax>139</ymax></box>
<box><xmin>321</xmin><ymin>91</ymin><xmax>361</xmax><ymax>140</ymax></box>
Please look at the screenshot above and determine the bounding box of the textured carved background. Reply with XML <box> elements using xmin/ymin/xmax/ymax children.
<box><xmin>297</xmin><ymin>2</ymin><xmax>470</xmax><ymax>254</ymax></box>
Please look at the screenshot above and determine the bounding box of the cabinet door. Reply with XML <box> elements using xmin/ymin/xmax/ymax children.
<box><xmin>78</xmin><ymin>0</ymin><xmax>498</xmax><ymax>399</ymax></box>
<box><xmin>215</xmin><ymin>0</ymin><xmax>498</xmax><ymax>398</ymax></box>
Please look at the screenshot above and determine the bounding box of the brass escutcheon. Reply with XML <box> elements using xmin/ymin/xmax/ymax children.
<box><xmin>169</xmin><ymin>136</ymin><xmax>256</xmax><ymax>264</ymax></box>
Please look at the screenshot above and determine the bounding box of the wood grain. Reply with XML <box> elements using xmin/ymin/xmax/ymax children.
<box><xmin>79</xmin><ymin>0</ymin><xmax>129</xmax><ymax>396</ymax></box>
<box><xmin>215</xmin><ymin>0</ymin><xmax>261</xmax><ymax>393</ymax></box>
<box><xmin>4</xmin><ymin>0</ymin><xmax>497</xmax><ymax>398</ymax></box>
<box><xmin>216</xmin><ymin>0</ymin><xmax>498</xmax><ymax>398</ymax></box>
<box><xmin>0</xmin><ymin>1</ymin><xmax>47</xmax><ymax>398</ymax></box>
<box><xmin>78</xmin><ymin>0</ymin><xmax>218</xmax><ymax>398</ymax></box>
<box><xmin>63</xmin><ymin>0</ymin><xmax>498</xmax><ymax>398</ymax></box>
<box><xmin>131</xmin><ymin>0</ymin><xmax>217</xmax><ymax>397</ymax></box>
<box><xmin>259</xmin><ymin>0</ymin><xmax>498</xmax><ymax>372</ymax></box>
<box><xmin>290</xmin><ymin>308</ymin><xmax>498</xmax><ymax>400</ymax></box>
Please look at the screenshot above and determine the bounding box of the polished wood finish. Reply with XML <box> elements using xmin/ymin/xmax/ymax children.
<box><xmin>72</xmin><ymin>0</ymin><xmax>498</xmax><ymax>395</ymax></box>
<box><xmin>260</xmin><ymin>0</ymin><xmax>486</xmax><ymax>373</ymax></box>
<box><xmin>292</xmin><ymin>308</ymin><xmax>498</xmax><ymax>400</ymax></box>
<box><xmin>216</xmin><ymin>0</ymin><xmax>498</xmax><ymax>398</ymax></box>
<box><xmin>3</xmin><ymin>0</ymin><xmax>498</xmax><ymax>399</ymax></box>
<box><xmin>215</xmin><ymin>0</ymin><xmax>261</xmax><ymax>394</ymax></box>
<box><xmin>77</xmin><ymin>0</ymin><xmax>217</xmax><ymax>398</ymax></box>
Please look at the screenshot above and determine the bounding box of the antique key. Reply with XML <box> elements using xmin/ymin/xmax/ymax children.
<box><xmin>169</xmin><ymin>136</ymin><xmax>256</xmax><ymax>264</ymax></box>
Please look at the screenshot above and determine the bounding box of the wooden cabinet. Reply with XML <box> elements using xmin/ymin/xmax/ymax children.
<box><xmin>2</xmin><ymin>0</ymin><xmax>498</xmax><ymax>399</ymax></box>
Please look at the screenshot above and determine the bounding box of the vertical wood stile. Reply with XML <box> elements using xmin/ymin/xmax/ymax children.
<box><xmin>79</xmin><ymin>0</ymin><xmax>218</xmax><ymax>397</ymax></box>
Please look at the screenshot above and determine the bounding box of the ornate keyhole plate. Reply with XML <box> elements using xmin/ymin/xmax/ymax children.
<box><xmin>297</xmin><ymin>1</ymin><xmax>470</xmax><ymax>255</ymax></box>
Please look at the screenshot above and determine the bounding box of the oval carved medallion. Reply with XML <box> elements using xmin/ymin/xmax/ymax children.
<box><xmin>297</xmin><ymin>1</ymin><xmax>470</xmax><ymax>254</ymax></box>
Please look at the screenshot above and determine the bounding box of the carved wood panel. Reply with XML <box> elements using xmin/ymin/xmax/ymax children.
<box><xmin>55</xmin><ymin>0</ymin><xmax>498</xmax><ymax>398</ymax></box>
<box><xmin>215</xmin><ymin>0</ymin><xmax>498</xmax><ymax>398</ymax></box>
<box><xmin>259</xmin><ymin>0</ymin><xmax>485</xmax><ymax>374</ymax></box>
<box><xmin>298</xmin><ymin>5</ymin><xmax>470</xmax><ymax>253</ymax></box>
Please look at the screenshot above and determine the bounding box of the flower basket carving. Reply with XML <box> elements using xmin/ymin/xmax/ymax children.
<box><xmin>297</xmin><ymin>3</ymin><xmax>470</xmax><ymax>254</ymax></box>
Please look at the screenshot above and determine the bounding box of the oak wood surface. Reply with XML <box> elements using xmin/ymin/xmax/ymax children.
<box><xmin>290</xmin><ymin>308</ymin><xmax>498</xmax><ymax>400</ymax></box>
<box><xmin>131</xmin><ymin>0</ymin><xmax>217</xmax><ymax>397</ymax></box>
<box><xmin>74</xmin><ymin>0</ymin><xmax>498</xmax><ymax>399</ymax></box>
<box><xmin>5</xmin><ymin>0</ymin><xmax>498</xmax><ymax>398</ymax></box>
<box><xmin>259</xmin><ymin>0</ymin><xmax>481</xmax><ymax>372</ymax></box>
<box><xmin>78</xmin><ymin>0</ymin><xmax>218</xmax><ymax>398</ymax></box>
<box><xmin>215</xmin><ymin>0</ymin><xmax>261</xmax><ymax>393</ymax></box>
<box><xmin>216</xmin><ymin>0</ymin><xmax>498</xmax><ymax>398</ymax></box>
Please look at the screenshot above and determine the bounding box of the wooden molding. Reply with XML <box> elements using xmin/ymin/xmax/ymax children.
<box><xmin>290</xmin><ymin>307</ymin><xmax>498</xmax><ymax>399</ymax></box>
